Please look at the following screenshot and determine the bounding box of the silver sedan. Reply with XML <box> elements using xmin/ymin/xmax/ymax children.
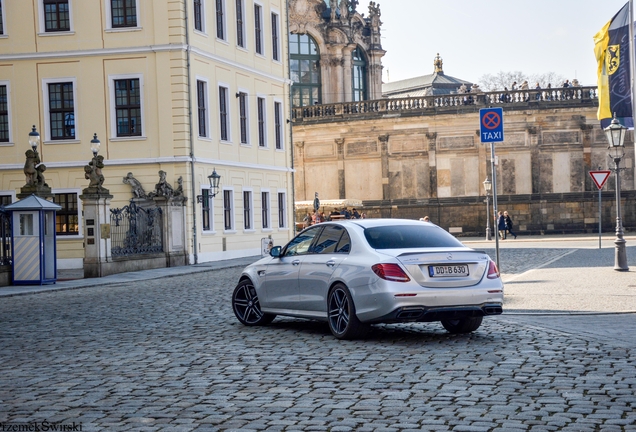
<box><xmin>232</xmin><ymin>219</ymin><xmax>503</xmax><ymax>339</ymax></box>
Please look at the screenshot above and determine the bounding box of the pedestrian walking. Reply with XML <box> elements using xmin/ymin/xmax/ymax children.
<box><xmin>504</xmin><ymin>211</ymin><xmax>517</xmax><ymax>239</ymax></box>
<box><xmin>497</xmin><ymin>211</ymin><xmax>507</xmax><ymax>240</ymax></box>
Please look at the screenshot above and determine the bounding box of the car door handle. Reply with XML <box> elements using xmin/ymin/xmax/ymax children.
<box><xmin>326</xmin><ymin>260</ymin><xmax>336</xmax><ymax>267</ymax></box>
<box><xmin>292</xmin><ymin>260</ymin><xmax>301</xmax><ymax>266</ymax></box>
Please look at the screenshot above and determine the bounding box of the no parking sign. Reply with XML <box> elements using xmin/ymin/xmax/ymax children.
<box><xmin>480</xmin><ymin>108</ymin><xmax>504</xmax><ymax>143</ymax></box>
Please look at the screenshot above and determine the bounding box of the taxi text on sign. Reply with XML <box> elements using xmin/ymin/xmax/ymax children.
<box><xmin>480</xmin><ymin>108</ymin><xmax>504</xmax><ymax>143</ymax></box>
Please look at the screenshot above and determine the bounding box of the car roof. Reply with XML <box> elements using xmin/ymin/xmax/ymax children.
<box><xmin>320</xmin><ymin>218</ymin><xmax>435</xmax><ymax>229</ymax></box>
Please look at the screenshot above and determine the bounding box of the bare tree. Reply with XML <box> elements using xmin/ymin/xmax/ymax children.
<box><xmin>478</xmin><ymin>71</ymin><xmax>527</xmax><ymax>91</ymax></box>
<box><xmin>528</xmin><ymin>72</ymin><xmax>567</xmax><ymax>89</ymax></box>
<box><xmin>478</xmin><ymin>71</ymin><xmax>567</xmax><ymax>91</ymax></box>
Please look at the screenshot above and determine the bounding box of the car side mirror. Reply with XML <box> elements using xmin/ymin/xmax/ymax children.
<box><xmin>269</xmin><ymin>246</ymin><xmax>282</xmax><ymax>258</ymax></box>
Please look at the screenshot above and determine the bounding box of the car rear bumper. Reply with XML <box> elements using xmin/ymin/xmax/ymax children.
<box><xmin>362</xmin><ymin>303</ymin><xmax>503</xmax><ymax>324</ymax></box>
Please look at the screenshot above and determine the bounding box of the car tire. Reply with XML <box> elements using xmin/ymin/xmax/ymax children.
<box><xmin>232</xmin><ymin>279</ymin><xmax>276</xmax><ymax>326</ymax></box>
<box><xmin>441</xmin><ymin>316</ymin><xmax>483</xmax><ymax>334</ymax></box>
<box><xmin>327</xmin><ymin>283</ymin><xmax>368</xmax><ymax>340</ymax></box>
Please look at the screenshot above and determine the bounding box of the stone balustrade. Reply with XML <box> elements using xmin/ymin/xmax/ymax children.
<box><xmin>291</xmin><ymin>86</ymin><xmax>599</xmax><ymax>122</ymax></box>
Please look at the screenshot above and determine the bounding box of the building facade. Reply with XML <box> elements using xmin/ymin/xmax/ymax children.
<box><xmin>0</xmin><ymin>0</ymin><xmax>294</xmax><ymax>271</ymax></box>
<box><xmin>292</xmin><ymin>87</ymin><xmax>636</xmax><ymax>235</ymax></box>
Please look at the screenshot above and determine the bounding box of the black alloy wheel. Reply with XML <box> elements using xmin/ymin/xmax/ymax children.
<box><xmin>327</xmin><ymin>283</ymin><xmax>368</xmax><ymax>340</ymax></box>
<box><xmin>232</xmin><ymin>279</ymin><xmax>276</xmax><ymax>326</ymax></box>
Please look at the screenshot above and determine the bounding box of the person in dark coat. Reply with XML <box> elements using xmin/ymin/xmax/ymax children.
<box><xmin>497</xmin><ymin>211</ymin><xmax>507</xmax><ymax>240</ymax></box>
<box><xmin>504</xmin><ymin>211</ymin><xmax>517</xmax><ymax>239</ymax></box>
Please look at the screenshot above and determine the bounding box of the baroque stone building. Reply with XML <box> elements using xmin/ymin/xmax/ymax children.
<box><xmin>292</xmin><ymin>85</ymin><xmax>635</xmax><ymax>235</ymax></box>
<box><xmin>287</xmin><ymin>0</ymin><xmax>385</xmax><ymax>106</ymax></box>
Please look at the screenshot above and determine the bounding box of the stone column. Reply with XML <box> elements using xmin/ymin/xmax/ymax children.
<box><xmin>379</xmin><ymin>134</ymin><xmax>390</xmax><ymax>201</ymax></box>
<box><xmin>426</xmin><ymin>132</ymin><xmax>438</xmax><ymax>198</ymax></box>
<box><xmin>342</xmin><ymin>45</ymin><xmax>356</xmax><ymax>103</ymax></box>
<box><xmin>80</xmin><ymin>192</ymin><xmax>114</xmax><ymax>278</ymax></box>
<box><xmin>335</xmin><ymin>138</ymin><xmax>346</xmax><ymax>199</ymax></box>
<box><xmin>153</xmin><ymin>196</ymin><xmax>188</xmax><ymax>267</ymax></box>
<box><xmin>581</xmin><ymin>124</ymin><xmax>594</xmax><ymax>191</ymax></box>
<box><xmin>295</xmin><ymin>141</ymin><xmax>306</xmax><ymax>200</ymax></box>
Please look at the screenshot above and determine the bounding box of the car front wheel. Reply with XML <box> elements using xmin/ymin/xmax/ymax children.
<box><xmin>232</xmin><ymin>279</ymin><xmax>276</xmax><ymax>326</ymax></box>
<box><xmin>327</xmin><ymin>283</ymin><xmax>368</xmax><ymax>340</ymax></box>
<box><xmin>441</xmin><ymin>316</ymin><xmax>483</xmax><ymax>334</ymax></box>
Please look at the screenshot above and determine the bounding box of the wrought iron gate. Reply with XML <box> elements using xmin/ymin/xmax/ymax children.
<box><xmin>0</xmin><ymin>206</ymin><xmax>10</xmax><ymax>265</ymax></box>
<box><xmin>110</xmin><ymin>201</ymin><xmax>163</xmax><ymax>257</ymax></box>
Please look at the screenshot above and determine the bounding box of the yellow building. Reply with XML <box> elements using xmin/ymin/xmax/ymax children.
<box><xmin>0</xmin><ymin>0</ymin><xmax>294</xmax><ymax>270</ymax></box>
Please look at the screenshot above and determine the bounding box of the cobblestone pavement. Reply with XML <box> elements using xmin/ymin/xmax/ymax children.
<box><xmin>1</xmin><ymin>253</ymin><xmax>636</xmax><ymax>431</ymax></box>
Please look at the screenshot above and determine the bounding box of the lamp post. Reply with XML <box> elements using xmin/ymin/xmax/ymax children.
<box><xmin>90</xmin><ymin>133</ymin><xmax>101</xmax><ymax>157</ymax></box>
<box><xmin>483</xmin><ymin>178</ymin><xmax>492</xmax><ymax>240</ymax></box>
<box><xmin>196</xmin><ymin>168</ymin><xmax>222</xmax><ymax>203</ymax></box>
<box><xmin>28</xmin><ymin>125</ymin><xmax>40</xmax><ymax>153</ymax></box>
<box><xmin>605</xmin><ymin>114</ymin><xmax>629</xmax><ymax>271</ymax></box>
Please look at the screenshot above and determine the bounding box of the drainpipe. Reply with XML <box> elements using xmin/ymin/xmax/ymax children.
<box><xmin>285</xmin><ymin>3</ymin><xmax>296</xmax><ymax>234</ymax></box>
<box><xmin>184</xmin><ymin>0</ymin><xmax>199</xmax><ymax>264</ymax></box>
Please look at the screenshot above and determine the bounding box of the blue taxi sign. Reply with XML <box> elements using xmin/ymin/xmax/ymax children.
<box><xmin>480</xmin><ymin>108</ymin><xmax>504</xmax><ymax>143</ymax></box>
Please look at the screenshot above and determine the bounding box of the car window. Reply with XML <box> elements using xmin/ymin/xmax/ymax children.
<box><xmin>364</xmin><ymin>225</ymin><xmax>464</xmax><ymax>249</ymax></box>
<box><xmin>335</xmin><ymin>229</ymin><xmax>351</xmax><ymax>253</ymax></box>
<box><xmin>283</xmin><ymin>226</ymin><xmax>322</xmax><ymax>256</ymax></box>
<box><xmin>312</xmin><ymin>225</ymin><xmax>349</xmax><ymax>254</ymax></box>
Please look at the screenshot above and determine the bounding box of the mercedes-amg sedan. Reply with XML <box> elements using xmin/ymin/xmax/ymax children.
<box><xmin>232</xmin><ymin>219</ymin><xmax>503</xmax><ymax>339</ymax></box>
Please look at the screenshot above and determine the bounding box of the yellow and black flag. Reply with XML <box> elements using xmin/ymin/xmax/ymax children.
<box><xmin>594</xmin><ymin>2</ymin><xmax>632</xmax><ymax>128</ymax></box>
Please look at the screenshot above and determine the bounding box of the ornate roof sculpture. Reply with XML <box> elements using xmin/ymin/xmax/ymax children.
<box><xmin>382</xmin><ymin>54</ymin><xmax>474</xmax><ymax>98</ymax></box>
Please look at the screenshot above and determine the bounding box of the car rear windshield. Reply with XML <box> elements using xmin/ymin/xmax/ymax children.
<box><xmin>364</xmin><ymin>225</ymin><xmax>464</xmax><ymax>249</ymax></box>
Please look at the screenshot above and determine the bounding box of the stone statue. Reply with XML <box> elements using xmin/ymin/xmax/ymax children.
<box><xmin>339</xmin><ymin>0</ymin><xmax>350</xmax><ymax>21</ymax></box>
<box><xmin>84</xmin><ymin>155</ymin><xmax>105</xmax><ymax>189</ymax></box>
<box><xmin>434</xmin><ymin>53</ymin><xmax>443</xmax><ymax>74</ymax></box>
<box><xmin>369</xmin><ymin>1</ymin><xmax>381</xmax><ymax>26</ymax></box>
<box><xmin>36</xmin><ymin>165</ymin><xmax>48</xmax><ymax>187</ymax></box>
<box><xmin>174</xmin><ymin>176</ymin><xmax>184</xmax><ymax>197</ymax></box>
<box><xmin>82</xmin><ymin>154</ymin><xmax>111</xmax><ymax>196</ymax></box>
<box><xmin>23</xmin><ymin>149</ymin><xmax>41</xmax><ymax>186</ymax></box>
<box><xmin>350</xmin><ymin>0</ymin><xmax>358</xmax><ymax>13</ymax></box>
<box><xmin>151</xmin><ymin>170</ymin><xmax>174</xmax><ymax>197</ymax></box>
<box><xmin>123</xmin><ymin>172</ymin><xmax>147</xmax><ymax>198</ymax></box>
<box><xmin>330</xmin><ymin>0</ymin><xmax>338</xmax><ymax>21</ymax></box>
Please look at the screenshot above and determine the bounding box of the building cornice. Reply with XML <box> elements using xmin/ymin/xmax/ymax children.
<box><xmin>0</xmin><ymin>43</ymin><xmax>289</xmax><ymax>85</ymax></box>
<box><xmin>0</xmin><ymin>156</ymin><xmax>294</xmax><ymax>173</ymax></box>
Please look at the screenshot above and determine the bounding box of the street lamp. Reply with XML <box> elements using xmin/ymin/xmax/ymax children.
<box><xmin>196</xmin><ymin>168</ymin><xmax>222</xmax><ymax>203</ymax></box>
<box><xmin>28</xmin><ymin>125</ymin><xmax>40</xmax><ymax>152</ymax></box>
<box><xmin>483</xmin><ymin>178</ymin><xmax>492</xmax><ymax>240</ymax></box>
<box><xmin>90</xmin><ymin>133</ymin><xmax>101</xmax><ymax>157</ymax></box>
<box><xmin>605</xmin><ymin>114</ymin><xmax>628</xmax><ymax>271</ymax></box>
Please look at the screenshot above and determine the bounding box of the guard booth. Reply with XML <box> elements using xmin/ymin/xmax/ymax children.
<box><xmin>5</xmin><ymin>194</ymin><xmax>61</xmax><ymax>285</ymax></box>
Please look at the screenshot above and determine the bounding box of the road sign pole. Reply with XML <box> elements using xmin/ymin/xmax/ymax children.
<box><xmin>491</xmin><ymin>142</ymin><xmax>500</xmax><ymax>272</ymax></box>
<box><xmin>599</xmin><ymin>188</ymin><xmax>602</xmax><ymax>249</ymax></box>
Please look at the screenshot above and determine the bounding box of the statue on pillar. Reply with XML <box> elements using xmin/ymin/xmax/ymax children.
<box><xmin>24</xmin><ymin>149</ymin><xmax>43</xmax><ymax>186</ymax></box>
<box><xmin>123</xmin><ymin>172</ymin><xmax>148</xmax><ymax>199</ymax></box>
<box><xmin>19</xmin><ymin>146</ymin><xmax>53</xmax><ymax>199</ymax></box>
<box><xmin>82</xmin><ymin>154</ymin><xmax>111</xmax><ymax>196</ymax></box>
<box><xmin>150</xmin><ymin>170</ymin><xmax>175</xmax><ymax>198</ymax></box>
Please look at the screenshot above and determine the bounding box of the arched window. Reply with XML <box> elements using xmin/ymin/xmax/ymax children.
<box><xmin>352</xmin><ymin>47</ymin><xmax>367</xmax><ymax>101</ymax></box>
<box><xmin>289</xmin><ymin>33</ymin><xmax>321</xmax><ymax>107</ymax></box>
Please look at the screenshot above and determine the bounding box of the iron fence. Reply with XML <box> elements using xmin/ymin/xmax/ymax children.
<box><xmin>0</xmin><ymin>207</ymin><xmax>11</xmax><ymax>266</ymax></box>
<box><xmin>110</xmin><ymin>201</ymin><xmax>163</xmax><ymax>257</ymax></box>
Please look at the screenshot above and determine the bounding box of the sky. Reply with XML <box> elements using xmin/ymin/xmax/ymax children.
<box><xmin>378</xmin><ymin>0</ymin><xmax>629</xmax><ymax>87</ymax></box>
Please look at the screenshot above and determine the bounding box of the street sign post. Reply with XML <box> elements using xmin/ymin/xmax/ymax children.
<box><xmin>589</xmin><ymin>170</ymin><xmax>612</xmax><ymax>249</ymax></box>
<box><xmin>480</xmin><ymin>108</ymin><xmax>504</xmax><ymax>271</ymax></box>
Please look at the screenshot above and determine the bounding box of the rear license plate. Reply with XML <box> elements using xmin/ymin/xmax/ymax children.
<box><xmin>428</xmin><ymin>265</ymin><xmax>469</xmax><ymax>277</ymax></box>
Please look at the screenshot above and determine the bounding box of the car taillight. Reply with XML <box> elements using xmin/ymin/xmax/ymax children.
<box><xmin>487</xmin><ymin>260</ymin><xmax>500</xmax><ymax>279</ymax></box>
<box><xmin>372</xmin><ymin>263</ymin><xmax>411</xmax><ymax>282</ymax></box>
